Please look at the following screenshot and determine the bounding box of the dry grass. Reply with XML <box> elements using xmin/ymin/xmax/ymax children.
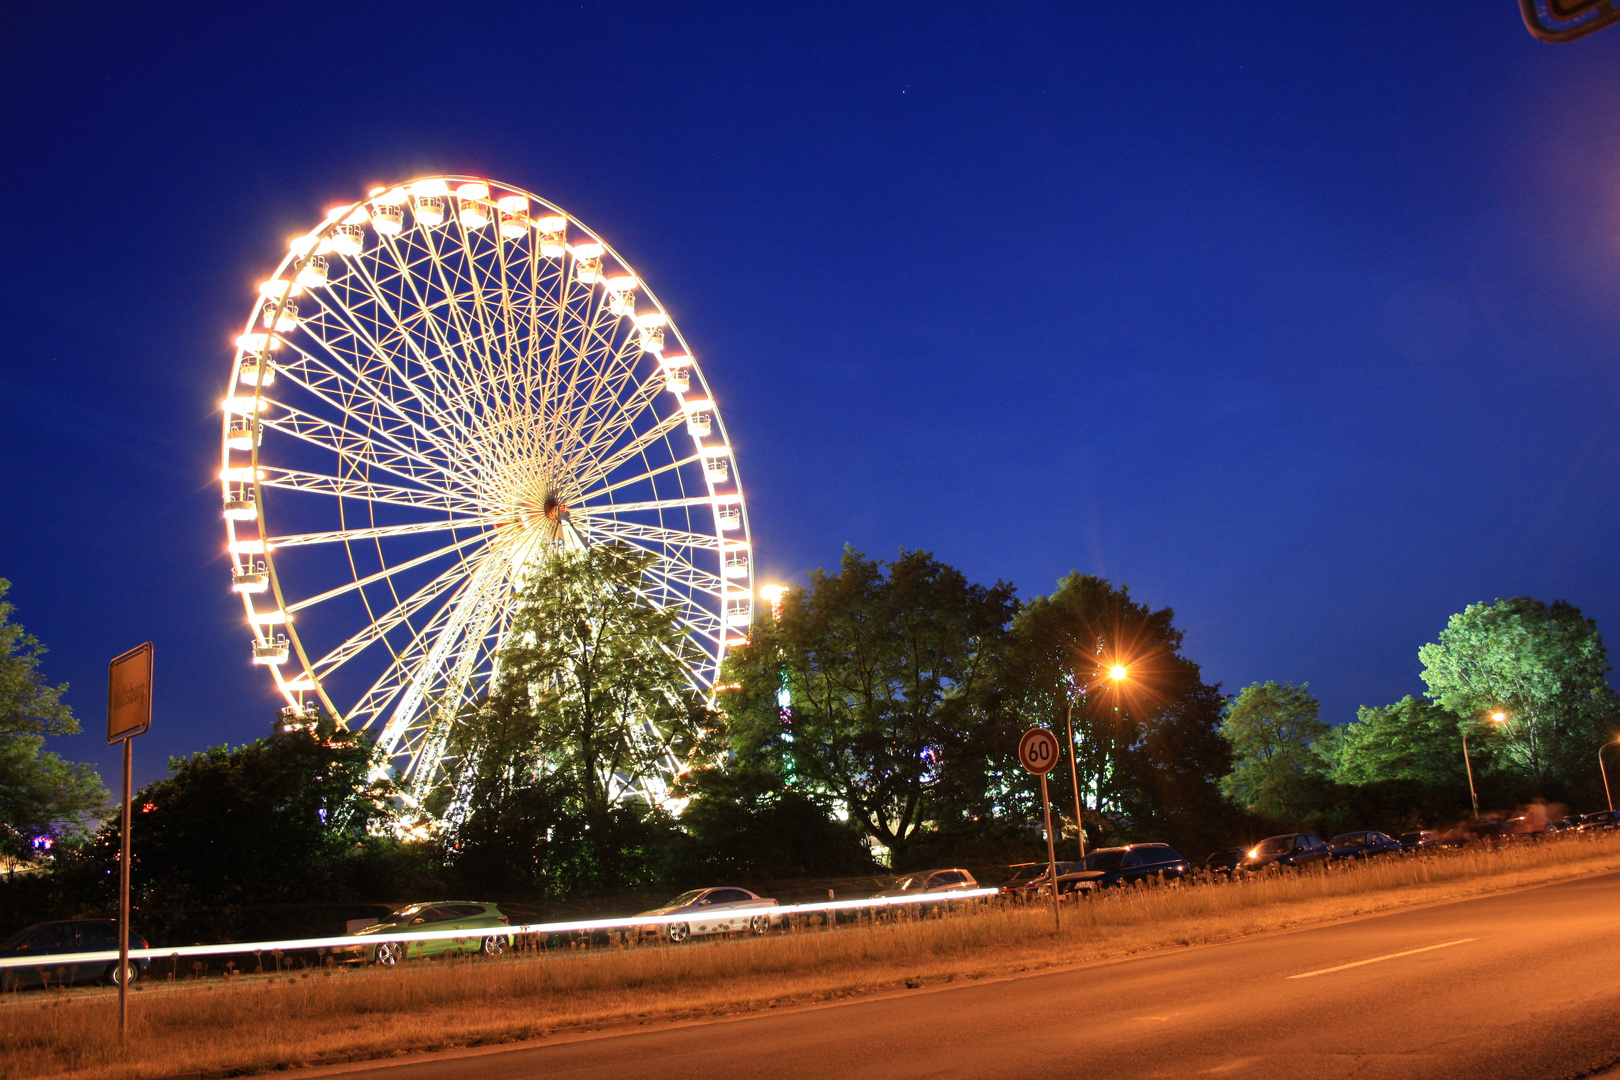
<box><xmin>9</xmin><ymin>832</ymin><xmax>1620</xmax><ymax>1080</ymax></box>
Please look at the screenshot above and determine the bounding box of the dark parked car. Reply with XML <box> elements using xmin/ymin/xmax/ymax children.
<box><xmin>1241</xmin><ymin>832</ymin><xmax>1331</xmax><ymax>871</ymax></box>
<box><xmin>1204</xmin><ymin>847</ymin><xmax>1247</xmax><ymax>875</ymax></box>
<box><xmin>1061</xmin><ymin>844</ymin><xmax>1191</xmax><ymax>891</ymax></box>
<box><xmin>0</xmin><ymin>919</ymin><xmax>147</xmax><ymax>989</ymax></box>
<box><xmin>872</xmin><ymin>868</ymin><xmax>979</xmax><ymax>899</ymax></box>
<box><xmin>997</xmin><ymin>861</ymin><xmax>1079</xmax><ymax>899</ymax></box>
<box><xmin>1577</xmin><ymin>810</ymin><xmax>1620</xmax><ymax>832</ymax></box>
<box><xmin>1399</xmin><ymin>830</ymin><xmax>1441</xmax><ymax>851</ymax></box>
<box><xmin>1328</xmin><ymin>830</ymin><xmax>1403</xmax><ymax>859</ymax></box>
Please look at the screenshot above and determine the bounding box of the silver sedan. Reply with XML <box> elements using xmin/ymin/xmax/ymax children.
<box><xmin>636</xmin><ymin>887</ymin><xmax>780</xmax><ymax>943</ymax></box>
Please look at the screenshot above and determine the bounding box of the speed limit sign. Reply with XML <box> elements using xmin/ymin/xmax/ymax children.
<box><xmin>1018</xmin><ymin>727</ymin><xmax>1060</xmax><ymax>774</ymax></box>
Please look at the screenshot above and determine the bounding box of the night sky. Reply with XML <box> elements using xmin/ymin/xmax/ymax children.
<box><xmin>4</xmin><ymin>5</ymin><xmax>1619</xmax><ymax>790</ymax></box>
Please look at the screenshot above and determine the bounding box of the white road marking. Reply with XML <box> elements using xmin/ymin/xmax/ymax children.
<box><xmin>1287</xmin><ymin>938</ymin><xmax>1477</xmax><ymax>980</ymax></box>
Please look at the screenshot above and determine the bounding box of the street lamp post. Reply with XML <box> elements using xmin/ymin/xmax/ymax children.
<box><xmin>1600</xmin><ymin>739</ymin><xmax>1618</xmax><ymax>814</ymax></box>
<box><xmin>1463</xmin><ymin>712</ymin><xmax>1507</xmax><ymax>821</ymax></box>
<box><xmin>1064</xmin><ymin>664</ymin><xmax>1127</xmax><ymax>865</ymax></box>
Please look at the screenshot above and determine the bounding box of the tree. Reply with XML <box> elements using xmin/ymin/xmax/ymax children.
<box><xmin>1005</xmin><ymin>573</ymin><xmax>1231</xmax><ymax>847</ymax></box>
<box><xmin>1219</xmin><ymin>681</ymin><xmax>1329</xmax><ymax>819</ymax></box>
<box><xmin>0</xmin><ymin>578</ymin><xmax>106</xmax><ymax>857</ymax></box>
<box><xmin>469</xmin><ymin>543</ymin><xmax>713</xmax><ymax>817</ymax></box>
<box><xmin>99</xmin><ymin>716</ymin><xmax>391</xmax><ymax>911</ymax></box>
<box><xmin>723</xmin><ymin>548</ymin><xmax>1016</xmax><ymax>857</ymax></box>
<box><xmin>1331</xmin><ymin>696</ymin><xmax>1467</xmax><ymax>790</ymax></box>
<box><xmin>1418</xmin><ymin>597</ymin><xmax>1618</xmax><ymax>796</ymax></box>
<box><xmin>436</xmin><ymin>544</ymin><xmax>713</xmax><ymax>897</ymax></box>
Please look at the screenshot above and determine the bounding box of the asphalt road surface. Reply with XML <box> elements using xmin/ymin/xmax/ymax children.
<box><xmin>335</xmin><ymin>872</ymin><xmax>1620</xmax><ymax>1080</ymax></box>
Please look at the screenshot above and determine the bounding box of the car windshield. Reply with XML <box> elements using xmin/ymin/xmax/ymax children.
<box><xmin>892</xmin><ymin>875</ymin><xmax>926</xmax><ymax>891</ymax></box>
<box><xmin>1003</xmin><ymin>864</ymin><xmax>1047</xmax><ymax>883</ymax></box>
<box><xmin>0</xmin><ymin>926</ymin><xmax>37</xmax><ymax>950</ymax></box>
<box><xmin>662</xmin><ymin>890</ymin><xmax>706</xmax><ymax>908</ymax></box>
<box><xmin>381</xmin><ymin>905</ymin><xmax>423</xmax><ymax>924</ymax></box>
<box><xmin>1257</xmin><ymin>836</ymin><xmax>1294</xmax><ymax>854</ymax></box>
<box><xmin>1084</xmin><ymin>850</ymin><xmax>1125</xmax><ymax>871</ymax></box>
<box><xmin>1329</xmin><ymin>834</ymin><xmax>1360</xmax><ymax>846</ymax></box>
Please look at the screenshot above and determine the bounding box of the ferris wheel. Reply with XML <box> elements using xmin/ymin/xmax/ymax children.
<box><xmin>218</xmin><ymin>175</ymin><xmax>753</xmax><ymax>811</ymax></box>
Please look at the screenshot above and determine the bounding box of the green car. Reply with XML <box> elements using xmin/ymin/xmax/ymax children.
<box><xmin>344</xmin><ymin>902</ymin><xmax>512</xmax><ymax>966</ymax></box>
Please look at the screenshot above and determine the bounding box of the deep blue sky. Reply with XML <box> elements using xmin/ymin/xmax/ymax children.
<box><xmin>4</xmin><ymin>4</ymin><xmax>1619</xmax><ymax>789</ymax></box>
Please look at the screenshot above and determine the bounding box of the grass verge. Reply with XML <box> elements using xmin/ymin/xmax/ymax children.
<box><xmin>9</xmin><ymin>832</ymin><xmax>1620</xmax><ymax>1080</ymax></box>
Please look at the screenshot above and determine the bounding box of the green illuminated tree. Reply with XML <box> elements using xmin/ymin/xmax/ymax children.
<box><xmin>0</xmin><ymin>578</ymin><xmax>107</xmax><ymax>857</ymax></box>
<box><xmin>1418</xmin><ymin>596</ymin><xmax>1617</xmax><ymax>795</ymax></box>
<box><xmin>722</xmin><ymin>548</ymin><xmax>1016</xmax><ymax>857</ymax></box>
<box><xmin>1218</xmin><ymin>681</ymin><xmax>1329</xmax><ymax>819</ymax></box>
<box><xmin>1330</xmin><ymin>695</ymin><xmax>1467</xmax><ymax>789</ymax></box>
<box><xmin>1004</xmin><ymin>573</ymin><xmax>1230</xmax><ymax>845</ymax></box>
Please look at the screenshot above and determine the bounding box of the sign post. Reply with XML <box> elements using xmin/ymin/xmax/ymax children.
<box><xmin>1018</xmin><ymin>727</ymin><xmax>1063</xmax><ymax>932</ymax></box>
<box><xmin>107</xmin><ymin>643</ymin><xmax>152</xmax><ymax>1041</ymax></box>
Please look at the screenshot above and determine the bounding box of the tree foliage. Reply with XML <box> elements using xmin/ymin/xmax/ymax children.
<box><xmin>438</xmin><ymin>544</ymin><xmax>716</xmax><ymax>895</ymax></box>
<box><xmin>723</xmin><ymin>548</ymin><xmax>1016</xmax><ymax>856</ymax></box>
<box><xmin>0</xmin><ymin>578</ymin><xmax>106</xmax><ymax>857</ymax></box>
<box><xmin>1330</xmin><ymin>695</ymin><xmax>1467</xmax><ymax>789</ymax></box>
<box><xmin>1005</xmin><ymin>573</ymin><xmax>1231</xmax><ymax>848</ymax></box>
<box><xmin>459</xmin><ymin>544</ymin><xmax>712</xmax><ymax>817</ymax></box>
<box><xmin>1218</xmin><ymin>681</ymin><xmax>1328</xmax><ymax>819</ymax></box>
<box><xmin>1419</xmin><ymin>597</ymin><xmax>1618</xmax><ymax>795</ymax></box>
<box><xmin>99</xmin><ymin>717</ymin><xmax>392</xmax><ymax>909</ymax></box>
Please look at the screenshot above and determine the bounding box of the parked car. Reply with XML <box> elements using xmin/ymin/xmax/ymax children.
<box><xmin>1204</xmin><ymin>847</ymin><xmax>1247</xmax><ymax>875</ymax></box>
<box><xmin>1398</xmin><ymin>830</ymin><xmax>1441</xmax><ymax>851</ymax></box>
<box><xmin>872</xmin><ymin>868</ymin><xmax>980</xmax><ymax>899</ymax></box>
<box><xmin>1577</xmin><ymin>810</ymin><xmax>1620</xmax><ymax>832</ymax></box>
<box><xmin>636</xmin><ymin>887</ymin><xmax>780</xmax><ymax>943</ymax></box>
<box><xmin>1547</xmin><ymin>816</ymin><xmax>1580</xmax><ymax>833</ymax></box>
<box><xmin>1328</xmin><ymin>830</ymin><xmax>1403</xmax><ymax>859</ymax></box>
<box><xmin>997</xmin><ymin>862</ymin><xmax>1078</xmax><ymax>899</ymax></box>
<box><xmin>0</xmin><ymin>919</ymin><xmax>147</xmax><ymax>989</ymax></box>
<box><xmin>1060</xmin><ymin>843</ymin><xmax>1192</xmax><ymax>890</ymax></box>
<box><xmin>341</xmin><ymin>902</ymin><xmax>512</xmax><ymax>966</ymax></box>
<box><xmin>1241</xmin><ymin>833</ymin><xmax>1331</xmax><ymax>871</ymax></box>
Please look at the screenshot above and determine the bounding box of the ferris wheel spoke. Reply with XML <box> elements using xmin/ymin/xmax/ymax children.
<box><xmin>332</xmin><ymin>245</ymin><xmax>488</xmax><ymax>447</ymax></box>
<box><xmin>269</xmin><ymin>517</ymin><xmax>499</xmax><ymax>550</ymax></box>
<box><xmin>574</xmin><ymin>517</ymin><xmax>727</xmax><ymax>553</ymax></box>
<box><xmin>263</xmin><ymin>401</ymin><xmax>470</xmax><ymax>496</ymax></box>
<box><xmin>363</xmin><ymin>557</ymin><xmax>510</xmax><ymax>753</ymax></box>
<box><xmin>299</xmin><ymin>284</ymin><xmax>485</xmax><ymax>458</ymax></box>
<box><xmin>286</xmin><ymin>532</ymin><xmax>491</xmax><ymax>617</ymax></box>
<box><xmin>271</xmin><ymin>333</ymin><xmax>481</xmax><ymax>477</ymax></box>
<box><xmin>307</xmin><ymin>550</ymin><xmax>487</xmax><ymax>681</ymax></box>
<box><xmin>570</xmin><ymin>407</ymin><xmax>691</xmax><ymax>493</ymax></box>
<box><xmin>574</xmin><ymin>494</ymin><xmax>725</xmax><ymax>516</ymax></box>
<box><xmin>260</xmin><ymin>466</ymin><xmax>484</xmax><ymax>516</ymax></box>
<box><xmin>574</xmin><ymin>453</ymin><xmax>703</xmax><ymax>504</ymax></box>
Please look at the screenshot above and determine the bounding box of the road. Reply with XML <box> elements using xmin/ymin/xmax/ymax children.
<box><xmin>332</xmin><ymin>872</ymin><xmax>1620</xmax><ymax>1080</ymax></box>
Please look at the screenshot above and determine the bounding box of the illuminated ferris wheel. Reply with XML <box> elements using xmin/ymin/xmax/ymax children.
<box><xmin>218</xmin><ymin>175</ymin><xmax>753</xmax><ymax>810</ymax></box>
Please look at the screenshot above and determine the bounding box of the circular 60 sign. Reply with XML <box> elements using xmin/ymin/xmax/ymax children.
<box><xmin>1018</xmin><ymin>727</ymin><xmax>1061</xmax><ymax>774</ymax></box>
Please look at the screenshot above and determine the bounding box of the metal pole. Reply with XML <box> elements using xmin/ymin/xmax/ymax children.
<box><xmin>1462</xmin><ymin>728</ymin><xmax>1479</xmax><ymax>821</ymax></box>
<box><xmin>119</xmin><ymin>735</ymin><xmax>132</xmax><ymax>1040</ymax></box>
<box><xmin>1601</xmin><ymin>743</ymin><xmax>1614</xmax><ymax>814</ymax></box>
<box><xmin>1065</xmin><ymin>699</ymin><xmax>1086</xmax><ymax>863</ymax></box>
<box><xmin>1040</xmin><ymin>772</ymin><xmax>1060</xmax><ymax>932</ymax></box>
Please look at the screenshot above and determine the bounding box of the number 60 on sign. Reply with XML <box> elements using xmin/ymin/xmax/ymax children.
<box><xmin>1018</xmin><ymin>727</ymin><xmax>1060</xmax><ymax>774</ymax></box>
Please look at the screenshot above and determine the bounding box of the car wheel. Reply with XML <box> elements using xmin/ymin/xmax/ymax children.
<box><xmin>480</xmin><ymin>935</ymin><xmax>505</xmax><ymax>958</ymax></box>
<box><xmin>105</xmin><ymin>961</ymin><xmax>140</xmax><ymax>987</ymax></box>
<box><xmin>667</xmin><ymin>922</ymin><xmax>690</xmax><ymax>944</ymax></box>
<box><xmin>375</xmin><ymin>941</ymin><xmax>405</xmax><ymax>967</ymax></box>
<box><xmin>748</xmin><ymin>914</ymin><xmax>771</xmax><ymax>936</ymax></box>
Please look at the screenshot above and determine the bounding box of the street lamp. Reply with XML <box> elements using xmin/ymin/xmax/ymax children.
<box><xmin>1600</xmin><ymin>737</ymin><xmax>1620</xmax><ymax>814</ymax></box>
<box><xmin>1065</xmin><ymin>663</ymin><xmax>1127</xmax><ymax>864</ymax></box>
<box><xmin>1463</xmin><ymin>711</ymin><xmax>1507</xmax><ymax>820</ymax></box>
